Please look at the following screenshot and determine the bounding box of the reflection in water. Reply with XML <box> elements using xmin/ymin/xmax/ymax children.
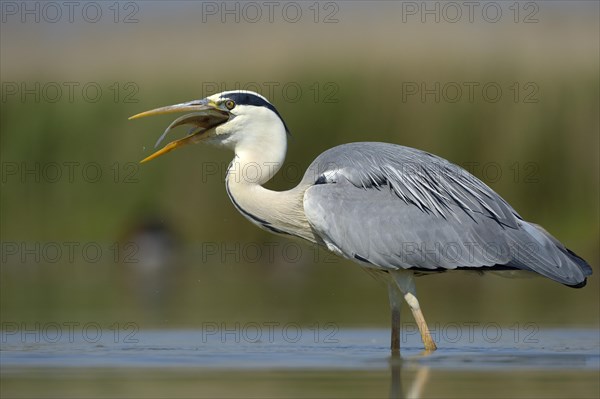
<box><xmin>405</xmin><ymin>366</ymin><xmax>430</xmax><ymax>399</ymax></box>
<box><xmin>389</xmin><ymin>353</ymin><xmax>431</xmax><ymax>399</ymax></box>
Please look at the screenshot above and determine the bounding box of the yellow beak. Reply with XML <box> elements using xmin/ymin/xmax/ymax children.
<box><xmin>130</xmin><ymin>100</ymin><xmax>229</xmax><ymax>163</ymax></box>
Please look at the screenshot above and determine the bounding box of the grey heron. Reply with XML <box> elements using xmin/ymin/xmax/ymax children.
<box><xmin>130</xmin><ymin>90</ymin><xmax>592</xmax><ymax>353</ymax></box>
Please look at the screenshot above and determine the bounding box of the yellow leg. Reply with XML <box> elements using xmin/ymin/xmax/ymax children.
<box><xmin>404</xmin><ymin>292</ymin><xmax>437</xmax><ymax>352</ymax></box>
<box><xmin>391</xmin><ymin>270</ymin><xmax>437</xmax><ymax>352</ymax></box>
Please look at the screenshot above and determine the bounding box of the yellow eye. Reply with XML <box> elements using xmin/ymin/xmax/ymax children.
<box><xmin>225</xmin><ymin>100</ymin><xmax>235</xmax><ymax>110</ymax></box>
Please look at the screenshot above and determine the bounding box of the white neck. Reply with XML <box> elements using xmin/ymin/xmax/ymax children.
<box><xmin>225</xmin><ymin>149</ymin><xmax>315</xmax><ymax>242</ymax></box>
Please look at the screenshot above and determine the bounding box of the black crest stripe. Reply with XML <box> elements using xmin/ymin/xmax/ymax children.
<box><xmin>220</xmin><ymin>92</ymin><xmax>291</xmax><ymax>135</ymax></box>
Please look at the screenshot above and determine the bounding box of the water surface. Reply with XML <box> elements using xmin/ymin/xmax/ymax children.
<box><xmin>1</xmin><ymin>328</ymin><xmax>598</xmax><ymax>398</ymax></box>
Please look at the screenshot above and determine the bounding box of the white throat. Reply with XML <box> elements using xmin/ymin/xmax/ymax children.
<box><xmin>217</xmin><ymin>105</ymin><xmax>287</xmax><ymax>185</ymax></box>
<box><xmin>223</xmin><ymin>122</ymin><xmax>314</xmax><ymax>241</ymax></box>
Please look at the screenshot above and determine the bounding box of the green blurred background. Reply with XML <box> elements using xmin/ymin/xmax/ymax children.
<box><xmin>1</xmin><ymin>1</ymin><xmax>598</xmax><ymax>332</ymax></box>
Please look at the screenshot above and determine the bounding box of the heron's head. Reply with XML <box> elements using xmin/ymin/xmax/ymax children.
<box><xmin>130</xmin><ymin>90</ymin><xmax>289</xmax><ymax>163</ymax></box>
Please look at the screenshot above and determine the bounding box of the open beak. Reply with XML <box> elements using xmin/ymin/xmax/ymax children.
<box><xmin>129</xmin><ymin>100</ymin><xmax>230</xmax><ymax>163</ymax></box>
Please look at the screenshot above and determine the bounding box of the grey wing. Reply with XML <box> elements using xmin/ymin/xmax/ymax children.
<box><xmin>302</xmin><ymin>142</ymin><xmax>591</xmax><ymax>287</ymax></box>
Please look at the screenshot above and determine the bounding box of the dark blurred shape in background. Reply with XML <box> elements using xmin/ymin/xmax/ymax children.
<box><xmin>120</xmin><ymin>213</ymin><xmax>180</xmax><ymax>322</ymax></box>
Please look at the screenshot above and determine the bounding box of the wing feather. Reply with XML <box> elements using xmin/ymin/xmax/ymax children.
<box><xmin>302</xmin><ymin>142</ymin><xmax>591</xmax><ymax>287</ymax></box>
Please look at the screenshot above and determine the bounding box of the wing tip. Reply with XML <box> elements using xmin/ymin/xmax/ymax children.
<box><xmin>564</xmin><ymin>278</ymin><xmax>587</xmax><ymax>289</ymax></box>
